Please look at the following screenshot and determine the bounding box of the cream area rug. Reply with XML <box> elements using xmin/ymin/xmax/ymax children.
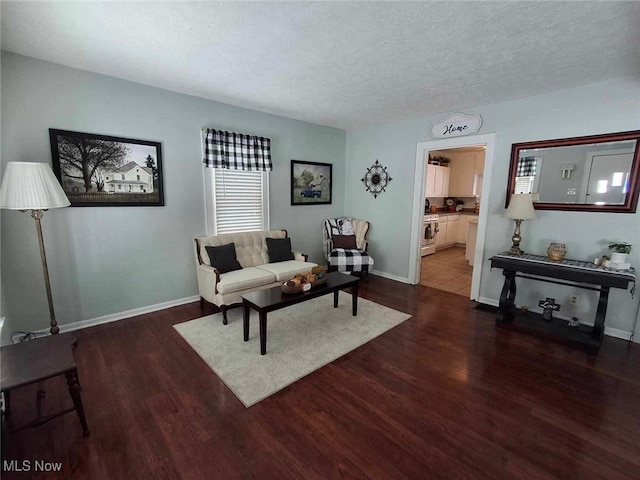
<box><xmin>174</xmin><ymin>292</ymin><xmax>411</xmax><ymax>407</ymax></box>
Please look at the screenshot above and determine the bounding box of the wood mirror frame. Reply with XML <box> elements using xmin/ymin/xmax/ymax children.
<box><xmin>506</xmin><ymin>130</ymin><xmax>640</xmax><ymax>213</ymax></box>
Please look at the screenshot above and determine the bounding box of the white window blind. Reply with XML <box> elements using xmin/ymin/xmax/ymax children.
<box><xmin>514</xmin><ymin>176</ymin><xmax>534</xmax><ymax>194</ymax></box>
<box><xmin>207</xmin><ymin>169</ymin><xmax>269</xmax><ymax>235</ymax></box>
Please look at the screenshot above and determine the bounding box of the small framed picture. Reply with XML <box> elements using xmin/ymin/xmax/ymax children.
<box><xmin>49</xmin><ymin>129</ymin><xmax>164</xmax><ymax>207</ymax></box>
<box><xmin>291</xmin><ymin>160</ymin><xmax>332</xmax><ymax>206</ymax></box>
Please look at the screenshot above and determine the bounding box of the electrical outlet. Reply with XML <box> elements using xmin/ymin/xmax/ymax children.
<box><xmin>569</xmin><ymin>295</ymin><xmax>579</xmax><ymax>306</ymax></box>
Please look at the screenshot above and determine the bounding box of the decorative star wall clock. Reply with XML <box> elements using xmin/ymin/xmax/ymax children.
<box><xmin>361</xmin><ymin>159</ymin><xmax>392</xmax><ymax>198</ymax></box>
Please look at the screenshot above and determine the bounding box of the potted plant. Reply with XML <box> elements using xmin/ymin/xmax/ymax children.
<box><xmin>608</xmin><ymin>242</ymin><xmax>632</xmax><ymax>264</ymax></box>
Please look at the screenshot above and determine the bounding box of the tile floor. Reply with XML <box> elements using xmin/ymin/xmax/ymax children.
<box><xmin>420</xmin><ymin>246</ymin><xmax>472</xmax><ymax>297</ymax></box>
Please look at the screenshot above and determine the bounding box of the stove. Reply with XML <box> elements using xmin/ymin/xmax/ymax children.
<box><xmin>422</xmin><ymin>214</ymin><xmax>440</xmax><ymax>256</ymax></box>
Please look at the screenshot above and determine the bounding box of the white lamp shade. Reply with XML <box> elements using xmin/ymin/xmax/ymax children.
<box><xmin>504</xmin><ymin>193</ymin><xmax>537</xmax><ymax>220</ymax></box>
<box><xmin>0</xmin><ymin>162</ymin><xmax>70</xmax><ymax>210</ymax></box>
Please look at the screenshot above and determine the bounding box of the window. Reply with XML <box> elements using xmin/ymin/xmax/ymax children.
<box><xmin>121</xmin><ymin>174</ymin><xmax>125</xmax><ymax>180</ymax></box>
<box><xmin>204</xmin><ymin>168</ymin><xmax>269</xmax><ymax>235</ymax></box>
<box><xmin>514</xmin><ymin>176</ymin><xmax>535</xmax><ymax>194</ymax></box>
<box><xmin>514</xmin><ymin>156</ymin><xmax>542</xmax><ymax>194</ymax></box>
<box><xmin>137</xmin><ymin>175</ymin><xmax>140</xmax><ymax>181</ymax></box>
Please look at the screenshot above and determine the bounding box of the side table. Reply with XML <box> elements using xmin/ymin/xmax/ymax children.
<box><xmin>1</xmin><ymin>333</ymin><xmax>90</xmax><ymax>436</ymax></box>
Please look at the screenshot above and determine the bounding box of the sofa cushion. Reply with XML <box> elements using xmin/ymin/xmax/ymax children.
<box><xmin>205</xmin><ymin>243</ymin><xmax>243</xmax><ymax>273</ymax></box>
<box><xmin>332</xmin><ymin>235</ymin><xmax>357</xmax><ymax>249</ymax></box>
<box><xmin>216</xmin><ymin>267</ymin><xmax>276</xmax><ymax>294</ymax></box>
<box><xmin>266</xmin><ymin>237</ymin><xmax>295</xmax><ymax>263</ymax></box>
<box><xmin>198</xmin><ymin>230</ymin><xmax>286</xmax><ymax>268</ymax></box>
<box><xmin>256</xmin><ymin>260</ymin><xmax>319</xmax><ymax>282</ymax></box>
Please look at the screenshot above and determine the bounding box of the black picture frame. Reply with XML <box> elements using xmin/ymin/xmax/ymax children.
<box><xmin>49</xmin><ymin>129</ymin><xmax>164</xmax><ymax>207</ymax></box>
<box><xmin>290</xmin><ymin>160</ymin><xmax>332</xmax><ymax>205</ymax></box>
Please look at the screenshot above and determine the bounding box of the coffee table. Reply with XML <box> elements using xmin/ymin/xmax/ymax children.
<box><xmin>241</xmin><ymin>271</ymin><xmax>360</xmax><ymax>355</ymax></box>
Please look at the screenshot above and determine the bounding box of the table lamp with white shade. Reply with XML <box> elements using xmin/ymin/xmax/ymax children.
<box><xmin>503</xmin><ymin>193</ymin><xmax>537</xmax><ymax>256</ymax></box>
<box><xmin>0</xmin><ymin>162</ymin><xmax>70</xmax><ymax>335</ymax></box>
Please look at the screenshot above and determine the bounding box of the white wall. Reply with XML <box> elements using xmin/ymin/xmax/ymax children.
<box><xmin>1</xmin><ymin>52</ymin><xmax>346</xmax><ymax>333</ymax></box>
<box><xmin>346</xmin><ymin>77</ymin><xmax>640</xmax><ymax>338</ymax></box>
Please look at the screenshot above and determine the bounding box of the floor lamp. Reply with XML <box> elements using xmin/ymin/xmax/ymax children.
<box><xmin>0</xmin><ymin>162</ymin><xmax>70</xmax><ymax>335</ymax></box>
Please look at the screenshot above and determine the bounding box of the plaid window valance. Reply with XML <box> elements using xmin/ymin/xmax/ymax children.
<box><xmin>517</xmin><ymin>156</ymin><xmax>538</xmax><ymax>177</ymax></box>
<box><xmin>202</xmin><ymin>129</ymin><xmax>272</xmax><ymax>171</ymax></box>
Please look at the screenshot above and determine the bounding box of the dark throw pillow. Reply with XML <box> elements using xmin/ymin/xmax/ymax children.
<box><xmin>266</xmin><ymin>237</ymin><xmax>295</xmax><ymax>263</ymax></box>
<box><xmin>205</xmin><ymin>243</ymin><xmax>243</xmax><ymax>273</ymax></box>
<box><xmin>332</xmin><ymin>234</ymin><xmax>357</xmax><ymax>249</ymax></box>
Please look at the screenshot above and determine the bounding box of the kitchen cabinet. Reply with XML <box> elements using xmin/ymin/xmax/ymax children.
<box><xmin>457</xmin><ymin>214</ymin><xmax>474</xmax><ymax>244</ymax></box>
<box><xmin>426</xmin><ymin>164</ymin><xmax>449</xmax><ymax>197</ymax></box>
<box><xmin>445</xmin><ymin>216</ymin><xmax>459</xmax><ymax>245</ymax></box>
<box><xmin>435</xmin><ymin>221</ymin><xmax>447</xmax><ymax>247</ymax></box>
<box><xmin>435</xmin><ymin>214</ymin><xmax>464</xmax><ymax>249</ymax></box>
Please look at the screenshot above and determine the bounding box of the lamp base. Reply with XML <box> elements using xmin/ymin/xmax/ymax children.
<box><xmin>508</xmin><ymin>245</ymin><xmax>524</xmax><ymax>256</ymax></box>
<box><xmin>508</xmin><ymin>219</ymin><xmax>524</xmax><ymax>256</ymax></box>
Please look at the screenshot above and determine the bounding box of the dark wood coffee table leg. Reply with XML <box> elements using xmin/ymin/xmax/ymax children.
<box><xmin>243</xmin><ymin>301</ymin><xmax>250</xmax><ymax>341</ymax></box>
<box><xmin>334</xmin><ymin>290</ymin><xmax>339</xmax><ymax>308</ymax></box>
<box><xmin>352</xmin><ymin>283</ymin><xmax>359</xmax><ymax>316</ymax></box>
<box><xmin>260</xmin><ymin>311</ymin><xmax>267</xmax><ymax>355</ymax></box>
<box><xmin>65</xmin><ymin>369</ymin><xmax>89</xmax><ymax>436</ymax></box>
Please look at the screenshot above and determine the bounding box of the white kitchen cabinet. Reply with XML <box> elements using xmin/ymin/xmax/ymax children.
<box><xmin>457</xmin><ymin>215</ymin><xmax>472</xmax><ymax>244</ymax></box>
<box><xmin>435</xmin><ymin>214</ymin><xmax>463</xmax><ymax>249</ymax></box>
<box><xmin>435</xmin><ymin>221</ymin><xmax>447</xmax><ymax>247</ymax></box>
<box><xmin>426</xmin><ymin>164</ymin><xmax>449</xmax><ymax>197</ymax></box>
<box><xmin>445</xmin><ymin>216</ymin><xmax>459</xmax><ymax>245</ymax></box>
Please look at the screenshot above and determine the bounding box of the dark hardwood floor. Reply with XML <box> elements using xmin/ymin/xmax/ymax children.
<box><xmin>3</xmin><ymin>275</ymin><xmax>640</xmax><ymax>479</ymax></box>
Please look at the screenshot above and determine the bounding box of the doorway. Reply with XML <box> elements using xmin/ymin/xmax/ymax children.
<box><xmin>420</xmin><ymin>144</ymin><xmax>486</xmax><ymax>296</ymax></box>
<box><xmin>408</xmin><ymin>133</ymin><xmax>496</xmax><ymax>301</ymax></box>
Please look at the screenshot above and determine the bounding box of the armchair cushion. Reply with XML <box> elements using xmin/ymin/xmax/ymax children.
<box><xmin>266</xmin><ymin>237</ymin><xmax>295</xmax><ymax>263</ymax></box>
<box><xmin>205</xmin><ymin>243</ymin><xmax>242</xmax><ymax>273</ymax></box>
<box><xmin>332</xmin><ymin>235</ymin><xmax>357</xmax><ymax>249</ymax></box>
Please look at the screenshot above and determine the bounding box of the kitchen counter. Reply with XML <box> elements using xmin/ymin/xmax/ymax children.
<box><xmin>435</xmin><ymin>211</ymin><xmax>479</xmax><ymax>217</ymax></box>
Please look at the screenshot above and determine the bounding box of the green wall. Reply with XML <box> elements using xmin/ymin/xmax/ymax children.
<box><xmin>0</xmin><ymin>52</ymin><xmax>346</xmax><ymax>334</ymax></box>
<box><xmin>345</xmin><ymin>76</ymin><xmax>640</xmax><ymax>338</ymax></box>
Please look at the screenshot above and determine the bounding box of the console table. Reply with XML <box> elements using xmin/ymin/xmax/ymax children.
<box><xmin>489</xmin><ymin>252</ymin><xmax>636</xmax><ymax>348</ymax></box>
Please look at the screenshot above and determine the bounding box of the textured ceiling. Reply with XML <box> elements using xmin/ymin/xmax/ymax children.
<box><xmin>1</xmin><ymin>1</ymin><xmax>639</xmax><ymax>130</ymax></box>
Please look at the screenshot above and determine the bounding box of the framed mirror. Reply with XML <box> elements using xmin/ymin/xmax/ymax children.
<box><xmin>506</xmin><ymin>130</ymin><xmax>640</xmax><ymax>212</ymax></box>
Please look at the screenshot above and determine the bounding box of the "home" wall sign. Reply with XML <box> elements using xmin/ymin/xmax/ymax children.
<box><xmin>430</xmin><ymin>112</ymin><xmax>482</xmax><ymax>139</ymax></box>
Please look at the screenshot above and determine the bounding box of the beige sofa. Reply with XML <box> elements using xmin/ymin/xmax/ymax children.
<box><xmin>194</xmin><ymin>229</ymin><xmax>317</xmax><ymax>324</ymax></box>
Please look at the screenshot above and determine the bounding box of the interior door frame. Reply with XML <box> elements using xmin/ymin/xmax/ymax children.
<box><xmin>408</xmin><ymin>133</ymin><xmax>497</xmax><ymax>300</ymax></box>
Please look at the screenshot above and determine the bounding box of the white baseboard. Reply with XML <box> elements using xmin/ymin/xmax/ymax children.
<box><xmin>371</xmin><ymin>269</ymin><xmax>411</xmax><ymax>284</ymax></box>
<box><xmin>39</xmin><ymin>295</ymin><xmax>200</xmax><ymax>334</ymax></box>
<box><xmin>474</xmin><ymin>297</ymin><xmax>632</xmax><ymax>341</ymax></box>
<box><xmin>478</xmin><ymin>297</ymin><xmax>499</xmax><ymax>307</ymax></box>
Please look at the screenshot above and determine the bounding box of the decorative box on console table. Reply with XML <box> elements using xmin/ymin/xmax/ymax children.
<box><xmin>489</xmin><ymin>252</ymin><xmax>635</xmax><ymax>349</ymax></box>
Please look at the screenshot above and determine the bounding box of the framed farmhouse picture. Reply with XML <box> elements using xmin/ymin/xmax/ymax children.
<box><xmin>291</xmin><ymin>160</ymin><xmax>332</xmax><ymax>205</ymax></box>
<box><xmin>49</xmin><ymin>129</ymin><xmax>164</xmax><ymax>207</ymax></box>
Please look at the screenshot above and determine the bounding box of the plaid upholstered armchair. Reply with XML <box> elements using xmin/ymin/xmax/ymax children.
<box><xmin>322</xmin><ymin>218</ymin><xmax>374</xmax><ymax>279</ymax></box>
